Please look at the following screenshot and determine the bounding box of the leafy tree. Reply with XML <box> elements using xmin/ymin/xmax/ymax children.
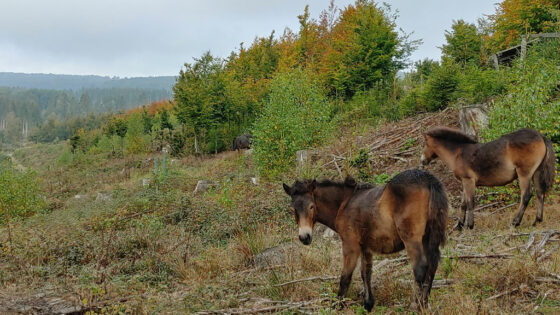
<box><xmin>321</xmin><ymin>1</ymin><xmax>418</xmax><ymax>98</ymax></box>
<box><xmin>483</xmin><ymin>40</ymin><xmax>560</xmax><ymax>144</ymax></box>
<box><xmin>252</xmin><ymin>70</ymin><xmax>333</xmax><ymax>178</ymax></box>
<box><xmin>421</xmin><ymin>61</ymin><xmax>460</xmax><ymax>111</ymax></box>
<box><xmin>142</xmin><ymin>108</ymin><xmax>153</xmax><ymax>134</ymax></box>
<box><xmin>159</xmin><ymin>108</ymin><xmax>173</xmax><ymax>130</ymax></box>
<box><xmin>411</xmin><ymin>59</ymin><xmax>439</xmax><ymax>84</ymax></box>
<box><xmin>441</xmin><ymin>20</ymin><xmax>482</xmax><ymax>66</ymax></box>
<box><xmin>486</xmin><ymin>0</ymin><xmax>559</xmax><ymax>51</ymax></box>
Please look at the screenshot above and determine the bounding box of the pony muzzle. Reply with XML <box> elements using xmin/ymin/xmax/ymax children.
<box><xmin>298</xmin><ymin>226</ymin><xmax>312</xmax><ymax>245</ymax></box>
<box><xmin>420</xmin><ymin>154</ymin><xmax>430</xmax><ymax>166</ymax></box>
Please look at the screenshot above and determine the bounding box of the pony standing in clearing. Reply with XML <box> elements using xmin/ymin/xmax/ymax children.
<box><xmin>283</xmin><ymin>169</ymin><xmax>448</xmax><ymax>310</ymax></box>
<box><xmin>421</xmin><ymin>127</ymin><xmax>555</xmax><ymax>229</ymax></box>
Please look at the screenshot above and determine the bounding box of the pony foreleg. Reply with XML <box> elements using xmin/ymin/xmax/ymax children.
<box><xmin>455</xmin><ymin>191</ymin><xmax>467</xmax><ymax>231</ymax></box>
<box><xmin>338</xmin><ymin>242</ymin><xmax>359</xmax><ymax>298</ymax></box>
<box><xmin>360</xmin><ymin>250</ymin><xmax>374</xmax><ymax>311</ymax></box>
<box><xmin>462</xmin><ymin>179</ymin><xmax>476</xmax><ymax>229</ymax></box>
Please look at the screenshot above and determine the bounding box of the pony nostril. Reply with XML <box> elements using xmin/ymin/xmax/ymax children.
<box><xmin>299</xmin><ymin>234</ymin><xmax>312</xmax><ymax>245</ymax></box>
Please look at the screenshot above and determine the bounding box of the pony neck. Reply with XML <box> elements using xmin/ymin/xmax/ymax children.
<box><xmin>313</xmin><ymin>186</ymin><xmax>352</xmax><ymax>231</ymax></box>
<box><xmin>434</xmin><ymin>140</ymin><xmax>471</xmax><ymax>167</ymax></box>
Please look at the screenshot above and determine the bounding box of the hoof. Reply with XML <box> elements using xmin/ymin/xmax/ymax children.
<box><xmin>512</xmin><ymin>219</ymin><xmax>521</xmax><ymax>227</ymax></box>
<box><xmin>467</xmin><ymin>223</ymin><xmax>474</xmax><ymax>230</ymax></box>
<box><xmin>532</xmin><ymin>218</ymin><xmax>542</xmax><ymax>227</ymax></box>
<box><xmin>364</xmin><ymin>299</ymin><xmax>374</xmax><ymax>312</ymax></box>
<box><xmin>453</xmin><ymin>222</ymin><xmax>463</xmax><ymax>231</ymax></box>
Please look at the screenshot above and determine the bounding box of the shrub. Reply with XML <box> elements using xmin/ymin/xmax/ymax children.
<box><xmin>483</xmin><ymin>40</ymin><xmax>560</xmax><ymax>145</ymax></box>
<box><xmin>421</xmin><ymin>61</ymin><xmax>460</xmax><ymax>111</ymax></box>
<box><xmin>252</xmin><ymin>70</ymin><xmax>333</xmax><ymax>178</ymax></box>
<box><xmin>454</xmin><ymin>64</ymin><xmax>507</xmax><ymax>104</ymax></box>
<box><xmin>0</xmin><ymin>162</ymin><xmax>45</xmax><ymax>223</ymax></box>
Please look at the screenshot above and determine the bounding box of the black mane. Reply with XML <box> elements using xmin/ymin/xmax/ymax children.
<box><xmin>291</xmin><ymin>177</ymin><xmax>374</xmax><ymax>195</ymax></box>
<box><xmin>425</xmin><ymin>127</ymin><xmax>478</xmax><ymax>144</ymax></box>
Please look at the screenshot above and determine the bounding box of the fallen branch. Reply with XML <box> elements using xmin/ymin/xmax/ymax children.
<box><xmin>537</xmin><ymin>245</ymin><xmax>559</xmax><ymax>262</ymax></box>
<box><xmin>448</xmin><ymin>254</ymin><xmax>513</xmax><ymax>260</ymax></box>
<box><xmin>479</xmin><ymin>203</ymin><xmax>516</xmax><ymax>216</ymax></box>
<box><xmin>399</xmin><ymin>279</ymin><xmax>456</xmax><ymax>289</ymax></box>
<box><xmin>197</xmin><ymin>298</ymin><xmax>328</xmax><ymax>314</ymax></box>
<box><xmin>531</xmin><ymin>231</ymin><xmax>553</xmax><ymax>256</ymax></box>
<box><xmin>273</xmin><ymin>276</ymin><xmax>337</xmax><ymax>287</ymax></box>
<box><xmin>491</xmin><ymin>230</ymin><xmax>560</xmax><ymax>240</ymax></box>
<box><xmin>486</xmin><ymin>284</ymin><xmax>526</xmax><ymax>300</ymax></box>
<box><xmin>474</xmin><ymin>202</ymin><xmax>500</xmax><ymax>212</ymax></box>
<box><xmin>535</xmin><ymin>277</ymin><xmax>560</xmax><ymax>284</ymax></box>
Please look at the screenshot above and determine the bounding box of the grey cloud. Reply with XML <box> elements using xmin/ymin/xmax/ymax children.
<box><xmin>0</xmin><ymin>0</ymin><xmax>496</xmax><ymax>76</ymax></box>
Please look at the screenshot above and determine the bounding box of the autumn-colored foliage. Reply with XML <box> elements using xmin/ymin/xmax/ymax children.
<box><xmin>125</xmin><ymin>99</ymin><xmax>173</xmax><ymax>116</ymax></box>
<box><xmin>486</xmin><ymin>0</ymin><xmax>559</xmax><ymax>51</ymax></box>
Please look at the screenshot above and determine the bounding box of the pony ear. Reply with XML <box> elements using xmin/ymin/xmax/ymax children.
<box><xmin>309</xmin><ymin>180</ymin><xmax>317</xmax><ymax>192</ymax></box>
<box><xmin>282</xmin><ymin>183</ymin><xmax>291</xmax><ymax>195</ymax></box>
<box><xmin>344</xmin><ymin>176</ymin><xmax>356</xmax><ymax>187</ymax></box>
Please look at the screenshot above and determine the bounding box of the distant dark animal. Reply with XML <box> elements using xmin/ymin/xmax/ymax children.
<box><xmin>231</xmin><ymin>134</ymin><xmax>252</xmax><ymax>151</ymax></box>
<box><xmin>283</xmin><ymin>169</ymin><xmax>448</xmax><ymax>310</ymax></box>
<box><xmin>421</xmin><ymin>127</ymin><xmax>555</xmax><ymax>229</ymax></box>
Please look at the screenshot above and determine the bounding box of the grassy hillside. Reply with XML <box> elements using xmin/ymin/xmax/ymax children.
<box><xmin>1</xmin><ymin>109</ymin><xmax>559</xmax><ymax>314</ymax></box>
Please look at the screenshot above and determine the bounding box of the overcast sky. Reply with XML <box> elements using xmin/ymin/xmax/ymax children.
<box><xmin>0</xmin><ymin>0</ymin><xmax>497</xmax><ymax>77</ymax></box>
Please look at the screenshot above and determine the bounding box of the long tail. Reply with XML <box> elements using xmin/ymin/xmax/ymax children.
<box><xmin>424</xmin><ymin>176</ymin><xmax>448</xmax><ymax>256</ymax></box>
<box><xmin>536</xmin><ymin>136</ymin><xmax>556</xmax><ymax>194</ymax></box>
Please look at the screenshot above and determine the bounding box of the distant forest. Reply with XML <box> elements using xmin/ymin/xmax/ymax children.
<box><xmin>0</xmin><ymin>87</ymin><xmax>171</xmax><ymax>124</ymax></box>
<box><xmin>0</xmin><ymin>73</ymin><xmax>174</xmax><ymax>145</ymax></box>
<box><xmin>0</xmin><ymin>72</ymin><xmax>175</xmax><ymax>91</ymax></box>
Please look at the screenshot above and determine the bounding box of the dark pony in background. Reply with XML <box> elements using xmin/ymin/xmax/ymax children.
<box><xmin>283</xmin><ymin>169</ymin><xmax>448</xmax><ymax>310</ymax></box>
<box><xmin>231</xmin><ymin>134</ymin><xmax>252</xmax><ymax>151</ymax></box>
<box><xmin>422</xmin><ymin>127</ymin><xmax>555</xmax><ymax>229</ymax></box>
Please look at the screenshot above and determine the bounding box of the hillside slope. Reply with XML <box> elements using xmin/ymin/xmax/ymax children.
<box><xmin>1</xmin><ymin>109</ymin><xmax>559</xmax><ymax>314</ymax></box>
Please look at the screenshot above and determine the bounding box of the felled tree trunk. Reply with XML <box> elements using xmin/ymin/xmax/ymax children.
<box><xmin>459</xmin><ymin>104</ymin><xmax>489</xmax><ymax>140</ymax></box>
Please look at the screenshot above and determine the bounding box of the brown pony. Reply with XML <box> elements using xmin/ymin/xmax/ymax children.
<box><xmin>421</xmin><ymin>127</ymin><xmax>556</xmax><ymax>229</ymax></box>
<box><xmin>283</xmin><ymin>169</ymin><xmax>448</xmax><ymax>310</ymax></box>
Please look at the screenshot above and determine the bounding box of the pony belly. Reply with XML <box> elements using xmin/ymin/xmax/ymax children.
<box><xmin>365</xmin><ymin>231</ymin><xmax>405</xmax><ymax>254</ymax></box>
<box><xmin>476</xmin><ymin>165</ymin><xmax>517</xmax><ymax>186</ymax></box>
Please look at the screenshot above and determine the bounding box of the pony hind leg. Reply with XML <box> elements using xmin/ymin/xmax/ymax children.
<box><xmin>360</xmin><ymin>250</ymin><xmax>374</xmax><ymax>311</ymax></box>
<box><xmin>512</xmin><ymin>174</ymin><xmax>533</xmax><ymax>227</ymax></box>
<box><xmin>533</xmin><ymin>171</ymin><xmax>546</xmax><ymax>225</ymax></box>
<box><xmin>403</xmin><ymin>240</ymin><xmax>429</xmax><ymax>308</ymax></box>
<box><xmin>420</xmin><ymin>237</ymin><xmax>441</xmax><ymax>307</ymax></box>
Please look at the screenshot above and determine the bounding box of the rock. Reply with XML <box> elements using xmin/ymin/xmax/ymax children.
<box><xmin>323</xmin><ymin>228</ymin><xmax>339</xmax><ymax>240</ymax></box>
<box><xmin>296</xmin><ymin>150</ymin><xmax>308</xmax><ymax>167</ymax></box>
<box><xmin>459</xmin><ymin>105</ymin><xmax>489</xmax><ymax>140</ymax></box>
<box><xmin>250</xmin><ymin>177</ymin><xmax>259</xmax><ymax>186</ymax></box>
<box><xmin>244</xmin><ymin>148</ymin><xmax>253</xmax><ymax>155</ymax></box>
<box><xmin>96</xmin><ymin>192</ymin><xmax>112</xmax><ymax>202</ymax></box>
<box><xmin>73</xmin><ymin>194</ymin><xmax>88</xmax><ymax>200</ymax></box>
<box><xmin>253</xmin><ymin>243</ymin><xmax>300</xmax><ymax>269</ymax></box>
<box><xmin>141</xmin><ymin>157</ymin><xmax>153</xmax><ymax>167</ymax></box>
<box><xmin>193</xmin><ymin>180</ymin><xmax>216</xmax><ymax>194</ymax></box>
<box><xmin>142</xmin><ymin>178</ymin><xmax>151</xmax><ymax>187</ymax></box>
<box><xmin>314</xmin><ymin>224</ymin><xmax>340</xmax><ymax>240</ymax></box>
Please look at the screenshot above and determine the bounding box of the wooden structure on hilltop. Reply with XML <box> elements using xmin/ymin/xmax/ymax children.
<box><xmin>491</xmin><ymin>32</ymin><xmax>560</xmax><ymax>69</ymax></box>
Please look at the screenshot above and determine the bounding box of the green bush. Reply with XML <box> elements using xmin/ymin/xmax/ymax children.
<box><xmin>0</xmin><ymin>162</ymin><xmax>45</xmax><ymax>223</ymax></box>
<box><xmin>252</xmin><ymin>70</ymin><xmax>333</xmax><ymax>178</ymax></box>
<box><xmin>454</xmin><ymin>64</ymin><xmax>507</xmax><ymax>104</ymax></box>
<box><xmin>421</xmin><ymin>61</ymin><xmax>460</xmax><ymax>111</ymax></box>
<box><xmin>483</xmin><ymin>40</ymin><xmax>560</xmax><ymax>144</ymax></box>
